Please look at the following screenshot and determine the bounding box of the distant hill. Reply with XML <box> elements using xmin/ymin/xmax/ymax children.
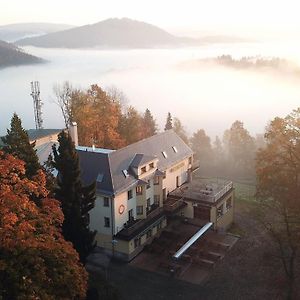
<box><xmin>0</xmin><ymin>22</ymin><xmax>74</xmax><ymax>42</ymax></box>
<box><xmin>0</xmin><ymin>40</ymin><xmax>44</xmax><ymax>68</ymax></box>
<box><xmin>16</xmin><ymin>18</ymin><xmax>200</xmax><ymax>49</ymax></box>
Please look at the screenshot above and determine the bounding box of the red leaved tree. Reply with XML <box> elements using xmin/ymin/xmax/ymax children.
<box><xmin>0</xmin><ymin>151</ymin><xmax>88</xmax><ymax>299</ymax></box>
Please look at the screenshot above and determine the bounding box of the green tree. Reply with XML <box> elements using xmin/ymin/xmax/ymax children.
<box><xmin>164</xmin><ymin>112</ymin><xmax>173</xmax><ymax>130</ymax></box>
<box><xmin>52</xmin><ymin>131</ymin><xmax>96</xmax><ymax>262</ymax></box>
<box><xmin>173</xmin><ymin>117</ymin><xmax>189</xmax><ymax>144</ymax></box>
<box><xmin>190</xmin><ymin>129</ymin><xmax>213</xmax><ymax>168</ymax></box>
<box><xmin>142</xmin><ymin>108</ymin><xmax>157</xmax><ymax>138</ymax></box>
<box><xmin>224</xmin><ymin>120</ymin><xmax>255</xmax><ymax>177</ymax></box>
<box><xmin>1</xmin><ymin>113</ymin><xmax>40</xmax><ymax>178</ymax></box>
<box><xmin>119</xmin><ymin>106</ymin><xmax>143</xmax><ymax>145</ymax></box>
<box><xmin>256</xmin><ymin>109</ymin><xmax>300</xmax><ymax>300</ymax></box>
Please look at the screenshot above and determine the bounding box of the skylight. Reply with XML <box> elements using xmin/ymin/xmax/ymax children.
<box><xmin>122</xmin><ymin>169</ymin><xmax>129</xmax><ymax>178</ymax></box>
<box><xmin>162</xmin><ymin>151</ymin><xmax>168</xmax><ymax>158</ymax></box>
<box><xmin>172</xmin><ymin>146</ymin><xmax>178</xmax><ymax>153</ymax></box>
<box><xmin>97</xmin><ymin>173</ymin><xmax>104</xmax><ymax>182</ymax></box>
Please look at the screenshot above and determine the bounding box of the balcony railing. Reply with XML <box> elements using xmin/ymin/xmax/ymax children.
<box><xmin>146</xmin><ymin>203</ymin><xmax>159</xmax><ymax>216</ymax></box>
<box><xmin>118</xmin><ymin>206</ymin><xmax>164</xmax><ymax>238</ymax></box>
<box><xmin>164</xmin><ymin>197</ymin><xmax>186</xmax><ymax>213</ymax></box>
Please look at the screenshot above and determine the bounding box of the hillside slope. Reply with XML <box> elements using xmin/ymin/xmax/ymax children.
<box><xmin>17</xmin><ymin>18</ymin><xmax>198</xmax><ymax>49</ymax></box>
<box><xmin>0</xmin><ymin>22</ymin><xmax>74</xmax><ymax>42</ymax></box>
<box><xmin>0</xmin><ymin>40</ymin><xmax>44</xmax><ymax>68</ymax></box>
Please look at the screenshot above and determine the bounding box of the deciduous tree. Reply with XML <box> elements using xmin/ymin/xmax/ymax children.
<box><xmin>256</xmin><ymin>109</ymin><xmax>300</xmax><ymax>300</ymax></box>
<box><xmin>0</xmin><ymin>151</ymin><xmax>88</xmax><ymax>299</ymax></box>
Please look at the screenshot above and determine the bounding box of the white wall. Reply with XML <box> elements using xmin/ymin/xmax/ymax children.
<box><xmin>162</xmin><ymin>157</ymin><xmax>190</xmax><ymax>194</ymax></box>
<box><xmin>90</xmin><ymin>195</ymin><xmax>112</xmax><ymax>236</ymax></box>
<box><xmin>113</xmin><ymin>188</ymin><xmax>137</xmax><ymax>234</ymax></box>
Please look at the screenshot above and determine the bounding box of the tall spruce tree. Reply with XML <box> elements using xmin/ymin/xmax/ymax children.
<box><xmin>142</xmin><ymin>108</ymin><xmax>157</xmax><ymax>138</ymax></box>
<box><xmin>164</xmin><ymin>112</ymin><xmax>173</xmax><ymax>130</ymax></box>
<box><xmin>52</xmin><ymin>131</ymin><xmax>96</xmax><ymax>262</ymax></box>
<box><xmin>1</xmin><ymin>113</ymin><xmax>40</xmax><ymax>178</ymax></box>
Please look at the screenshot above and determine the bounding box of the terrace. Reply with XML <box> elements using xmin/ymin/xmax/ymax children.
<box><xmin>169</xmin><ymin>181</ymin><xmax>233</xmax><ymax>205</ymax></box>
<box><xmin>116</xmin><ymin>206</ymin><xmax>165</xmax><ymax>241</ymax></box>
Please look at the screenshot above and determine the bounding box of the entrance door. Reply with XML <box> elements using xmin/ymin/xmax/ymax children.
<box><xmin>194</xmin><ymin>206</ymin><xmax>210</xmax><ymax>221</ymax></box>
<box><xmin>176</xmin><ymin>176</ymin><xmax>179</xmax><ymax>187</ymax></box>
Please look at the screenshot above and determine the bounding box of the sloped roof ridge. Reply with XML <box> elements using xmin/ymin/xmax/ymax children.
<box><xmin>107</xmin><ymin>152</ymin><xmax>115</xmax><ymax>192</ymax></box>
<box><xmin>109</xmin><ymin>129</ymin><xmax>175</xmax><ymax>155</ymax></box>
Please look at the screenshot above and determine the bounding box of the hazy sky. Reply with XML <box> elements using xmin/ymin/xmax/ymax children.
<box><xmin>1</xmin><ymin>0</ymin><xmax>300</xmax><ymax>37</ymax></box>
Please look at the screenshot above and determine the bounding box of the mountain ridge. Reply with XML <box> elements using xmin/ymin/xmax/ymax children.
<box><xmin>16</xmin><ymin>18</ymin><xmax>200</xmax><ymax>49</ymax></box>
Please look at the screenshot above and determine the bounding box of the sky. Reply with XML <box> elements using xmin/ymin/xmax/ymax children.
<box><xmin>1</xmin><ymin>0</ymin><xmax>300</xmax><ymax>38</ymax></box>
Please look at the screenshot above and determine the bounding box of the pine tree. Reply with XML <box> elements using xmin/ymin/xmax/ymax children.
<box><xmin>1</xmin><ymin>113</ymin><xmax>40</xmax><ymax>178</ymax></box>
<box><xmin>164</xmin><ymin>112</ymin><xmax>173</xmax><ymax>130</ymax></box>
<box><xmin>52</xmin><ymin>131</ymin><xmax>96</xmax><ymax>262</ymax></box>
<box><xmin>142</xmin><ymin>108</ymin><xmax>157</xmax><ymax>138</ymax></box>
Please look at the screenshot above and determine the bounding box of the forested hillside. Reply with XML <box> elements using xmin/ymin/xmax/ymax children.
<box><xmin>0</xmin><ymin>40</ymin><xmax>44</xmax><ymax>68</ymax></box>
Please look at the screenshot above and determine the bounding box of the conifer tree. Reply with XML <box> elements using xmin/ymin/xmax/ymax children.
<box><xmin>164</xmin><ymin>112</ymin><xmax>173</xmax><ymax>130</ymax></box>
<box><xmin>1</xmin><ymin>113</ymin><xmax>40</xmax><ymax>178</ymax></box>
<box><xmin>52</xmin><ymin>131</ymin><xmax>96</xmax><ymax>262</ymax></box>
<box><xmin>142</xmin><ymin>108</ymin><xmax>157</xmax><ymax>138</ymax></box>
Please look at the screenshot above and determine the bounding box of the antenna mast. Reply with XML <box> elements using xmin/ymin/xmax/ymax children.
<box><xmin>30</xmin><ymin>81</ymin><xmax>43</xmax><ymax>129</ymax></box>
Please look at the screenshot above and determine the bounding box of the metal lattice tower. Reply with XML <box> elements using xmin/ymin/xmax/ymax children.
<box><xmin>30</xmin><ymin>81</ymin><xmax>43</xmax><ymax>130</ymax></box>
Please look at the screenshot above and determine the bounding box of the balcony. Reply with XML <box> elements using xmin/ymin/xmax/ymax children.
<box><xmin>146</xmin><ymin>203</ymin><xmax>159</xmax><ymax>216</ymax></box>
<box><xmin>164</xmin><ymin>196</ymin><xmax>187</xmax><ymax>215</ymax></box>
<box><xmin>116</xmin><ymin>206</ymin><xmax>165</xmax><ymax>241</ymax></box>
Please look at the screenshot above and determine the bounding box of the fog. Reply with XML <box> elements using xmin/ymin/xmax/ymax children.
<box><xmin>1</xmin><ymin>40</ymin><xmax>300</xmax><ymax>137</ymax></box>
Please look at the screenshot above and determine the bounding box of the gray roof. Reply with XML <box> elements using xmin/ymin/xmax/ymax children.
<box><xmin>130</xmin><ymin>153</ymin><xmax>157</xmax><ymax>168</ymax></box>
<box><xmin>78</xmin><ymin>130</ymin><xmax>193</xmax><ymax>196</ymax></box>
<box><xmin>27</xmin><ymin>129</ymin><xmax>62</xmax><ymax>141</ymax></box>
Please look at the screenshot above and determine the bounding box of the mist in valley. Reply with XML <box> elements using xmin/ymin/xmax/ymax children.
<box><xmin>1</xmin><ymin>40</ymin><xmax>300</xmax><ymax>139</ymax></box>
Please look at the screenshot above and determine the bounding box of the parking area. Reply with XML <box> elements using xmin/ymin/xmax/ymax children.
<box><xmin>130</xmin><ymin>218</ymin><xmax>238</xmax><ymax>285</ymax></box>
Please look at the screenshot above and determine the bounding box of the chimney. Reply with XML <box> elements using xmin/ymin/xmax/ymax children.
<box><xmin>69</xmin><ymin>122</ymin><xmax>78</xmax><ymax>146</ymax></box>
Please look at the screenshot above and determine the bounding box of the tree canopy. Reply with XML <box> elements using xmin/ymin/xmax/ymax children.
<box><xmin>0</xmin><ymin>150</ymin><xmax>88</xmax><ymax>299</ymax></box>
<box><xmin>1</xmin><ymin>113</ymin><xmax>40</xmax><ymax>178</ymax></box>
<box><xmin>52</xmin><ymin>131</ymin><xmax>96</xmax><ymax>262</ymax></box>
<box><xmin>256</xmin><ymin>108</ymin><xmax>300</xmax><ymax>299</ymax></box>
<box><xmin>164</xmin><ymin>112</ymin><xmax>173</xmax><ymax>131</ymax></box>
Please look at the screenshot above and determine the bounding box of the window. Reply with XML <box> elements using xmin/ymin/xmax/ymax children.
<box><xmin>147</xmin><ymin>198</ymin><xmax>151</xmax><ymax>208</ymax></box>
<box><xmin>141</xmin><ymin>166</ymin><xmax>147</xmax><ymax>174</ymax></box>
<box><xmin>127</xmin><ymin>189</ymin><xmax>133</xmax><ymax>200</ymax></box>
<box><xmin>134</xmin><ymin>237</ymin><xmax>141</xmax><ymax>248</ymax></box>
<box><xmin>146</xmin><ymin>180</ymin><xmax>151</xmax><ymax>189</ymax></box>
<box><xmin>104</xmin><ymin>217</ymin><xmax>110</xmax><ymax>227</ymax></box>
<box><xmin>154</xmin><ymin>195</ymin><xmax>160</xmax><ymax>206</ymax></box>
<box><xmin>103</xmin><ymin>197</ymin><xmax>109</xmax><ymax>207</ymax></box>
<box><xmin>149</xmin><ymin>162</ymin><xmax>154</xmax><ymax>169</ymax></box>
<box><xmin>154</xmin><ymin>176</ymin><xmax>159</xmax><ymax>185</ymax></box>
<box><xmin>97</xmin><ymin>173</ymin><xmax>104</xmax><ymax>182</ymax></box>
<box><xmin>122</xmin><ymin>169</ymin><xmax>129</xmax><ymax>178</ymax></box>
<box><xmin>137</xmin><ymin>206</ymin><xmax>143</xmax><ymax>215</ymax></box>
<box><xmin>128</xmin><ymin>209</ymin><xmax>134</xmax><ymax>221</ymax></box>
<box><xmin>217</xmin><ymin>204</ymin><xmax>224</xmax><ymax>219</ymax></box>
<box><xmin>146</xmin><ymin>229</ymin><xmax>152</xmax><ymax>239</ymax></box>
<box><xmin>157</xmin><ymin>222</ymin><xmax>162</xmax><ymax>231</ymax></box>
<box><xmin>136</xmin><ymin>185</ymin><xmax>143</xmax><ymax>195</ymax></box>
<box><xmin>162</xmin><ymin>151</ymin><xmax>167</xmax><ymax>158</ymax></box>
<box><xmin>226</xmin><ymin>197</ymin><xmax>232</xmax><ymax>210</ymax></box>
<box><xmin>172</xmin><ymin>146</ymin><xmax>178</xmax><ymax>153</ymax></box>
<box><xmin>163</xmin><ymin>171</ymin><xmax>166</xmax><ymax>179</ymax></box>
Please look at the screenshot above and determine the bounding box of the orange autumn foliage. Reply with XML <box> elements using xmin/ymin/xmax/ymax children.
<box><xmin>0</xmin><ymin>151</ymin><xmax>88</xmax><ymax>299</ymax></box>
